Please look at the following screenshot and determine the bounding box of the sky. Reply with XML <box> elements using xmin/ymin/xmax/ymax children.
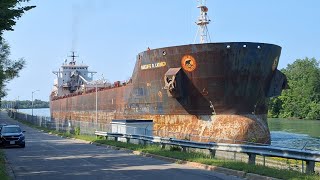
<box><xmin>3</xmin><ymin>0</ymin><xmax>320</xmax><ymax>101</ymax></box>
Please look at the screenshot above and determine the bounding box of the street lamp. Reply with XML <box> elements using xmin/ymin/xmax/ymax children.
<box><xmin>31</xmin><ymin>90</ymin><xmax>39</xmax><ymax>118</ymax></box>
<box><xmin>16</xmin><ymin>96</ymin><xmax>19</xmax><ymax>112</ymax></box>
<box><xmin>95</xmin><ymin>82</ymin><xmax>98</xmax><ymax>129</ymax></box>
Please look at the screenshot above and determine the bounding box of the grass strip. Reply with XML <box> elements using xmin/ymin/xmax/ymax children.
<box><xmin>94</xmin><ymin>139</ymin><xmax>319</xmax><ymax>180</ymax></box>
<box><xmin>0</xmin><ymin>150</ymin><xmax>9</xmax><ymax>180</ymax></box>
<box><xmin>269</xmin><ymin>157</ymin><xmax>320</xmax><ymax>168</ymax></box>
<box><xmin>16</xmin><ymin>118</ymin><xmax>320</xmax><ymax>180</ymax></box>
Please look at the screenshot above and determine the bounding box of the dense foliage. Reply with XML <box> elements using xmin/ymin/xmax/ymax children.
<box><xmin>0</xmin><ymin>41</ymin><xmax>25</xmax><ymax>98</ymax></box>
<box><xmin>0</xmin><ymin>0</ymin><xmax>35</xmax><ymax>99</ymax></box>
<box><xmin>0</xmin><ymin>0</ymin><xmax>35</xmax><ymax>39</ymax></box>
<box><xmin>268</xmin><ymin>57</ymin><xmax>320</xmax><ymax>120</ymax></box>
<box><xmin>1</xmin><ymin>99</ymin><xmax>49</xmax><ymax>109</ymax></box>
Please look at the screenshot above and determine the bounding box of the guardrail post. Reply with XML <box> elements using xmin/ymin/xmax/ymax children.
<box><xmin>114</xmin><ymin>137</ymin><xmax>118</xmax><ymax>142</ymax></box>
<box><xmin>306</xmin><ymin>160</ymin><xmax>315</xmax><ymax>174</ymax></box>
<box><xmin>247</xmin><ymin>153</ymin><xmax>256</xmax><ymax>165</ymax></box>
<box><xmin>126</xmin><ymin>137</ymin><xmax>130</xmax><ymax>144</ymax></box>
<box><xmin>182</xmin><ymin>146</ymin><xmax>187</xmax><ymax>152</ymax></box>
<box><xmin>209</xmin><ymin>149</ymin><xmax>216</xmax><ymax>158</ymax></box>
<box><xmin>139</xmin><ymin>139</ymin><xmax>147</xmax><ymax>146</ymax></box>
<box><xmin>160</xmin><ymin>143</ymin><xmax>166</xmax><ymax>149</ymax></box>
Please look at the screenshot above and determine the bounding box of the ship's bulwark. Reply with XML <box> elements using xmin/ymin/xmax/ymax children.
<box><xmin>50</xmin><ymin>42</ymin><xmax>287</xmax><ymax>144</ymax></box>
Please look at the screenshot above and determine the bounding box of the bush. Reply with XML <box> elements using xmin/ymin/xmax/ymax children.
<box><xmin>74</xmin><ymin>127</ymin><xmax>80</xmax><ymax>135</ymax></box>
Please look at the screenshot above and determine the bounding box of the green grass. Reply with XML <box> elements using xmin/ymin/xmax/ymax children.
<box><xmin>0</xmin><ymin>150</ymin><xmax>9</xmax><ymax>180</ymax></box>
<box><xmin>269</xmin><ymin>157</ymin><xmax>320</xmax><ymax>168</ymax></box>
<box><xmin>15</xmin><ymin>118</ymin><xmax>320</xmax><ymax>180</ymax></box>
<box><xmin>88</xmin><ymin>139</ymin><xmax>320</xmax><ymax>180</ymax></box>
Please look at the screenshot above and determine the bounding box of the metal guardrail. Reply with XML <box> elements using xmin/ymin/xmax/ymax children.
<box><xmin>95</xmin><ymin>131</ymin><xmax>320</xmax><ymax>174</ymax></box>
<box><xmin>8</xmin><ymin>109</ymin><xmax>319</xmax><ymax>174</ymax></box>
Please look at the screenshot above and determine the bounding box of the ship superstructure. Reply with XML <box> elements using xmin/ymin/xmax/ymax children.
<box><xmin>52</xmin><ymin>52</ymin><xmax>108</xmax><ymax>97</ymax></box>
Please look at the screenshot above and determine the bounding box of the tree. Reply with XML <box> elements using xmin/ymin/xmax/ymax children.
<box><xmin>0</xmin><ymin>40</ymin><xmax>25</xmax><ymax>98</ymax></box>
<box><xmin>1</xmin><ymin>99</ymin><xmax>49</xmax><ymax>109</ymax></box>
<box><xmin>0</xmin><ymin>0</ymin><xmax>35</xmax><ymax>99</ymax></box>
<box><xmin>0</xmin><ymin>0</ymin><xmax>35</xmax><ymax>39</ymax></box>
<box><xmin>268</xmin><ymin>97</ymin><xmax>282</xmax><ymax>118</ymax></box>
<box><xmin>268</xmin><ymin>58</ymin><xmax>320</xmax><ymax>120</ymax></box>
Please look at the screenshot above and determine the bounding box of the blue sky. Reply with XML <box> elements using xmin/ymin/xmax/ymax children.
<box><xmin>3</xmin><ymin>0</ymin><xmax>320</xmax><ymax>101</ymax></box>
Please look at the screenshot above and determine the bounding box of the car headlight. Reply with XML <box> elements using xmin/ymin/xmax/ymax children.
<box><xmin>20</xmin><ymin>135</ymin><xmax>25</xmax><ymax>140</ymax></box>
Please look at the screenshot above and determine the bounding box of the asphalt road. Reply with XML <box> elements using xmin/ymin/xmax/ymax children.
<box><xmin>0</xmin><ymin>112</ymin><xmax>243</xmax><ymax>180</ymax></box>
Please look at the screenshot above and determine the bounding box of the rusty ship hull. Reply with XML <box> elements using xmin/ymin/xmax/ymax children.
<box><xmin>50</xmin><ymin>42</ymin><xmax>287</xmax><ymax>144</ymax></box>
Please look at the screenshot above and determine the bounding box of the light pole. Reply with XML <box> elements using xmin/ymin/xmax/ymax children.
<box><xmin>16</xmin><ymin>96</ymin><xmax>19</xmax><ymax>112</ymax></box>
<box><xmin>95</xmin><ymin>82</ymin><xmax>98</xmax><ymax>129</ymax></box>
<box><xmin>31</xmin><ymin>90</ymin><xmax>39</xmax><ymax>118</ymax></box>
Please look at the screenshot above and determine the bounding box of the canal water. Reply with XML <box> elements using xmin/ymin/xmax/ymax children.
<box><xmin>18</xmin><ymin>108</ymin><xmax>50</xmax><ymax>117</ymax></box>
<box><xmin>268</xmin><ymin>118</ymin><xmax>320</xmax><ymax>151</ymax></box>
<box><xmin>18</xmin><ymin>108</ymin><xmax>320</xmax><ymax>150</ymax></box>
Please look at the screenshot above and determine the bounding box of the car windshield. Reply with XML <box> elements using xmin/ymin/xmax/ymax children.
<box><xmin>1</xmin><ymin>127</ymin><xmax>22</xmax><ymax>133</ymax></box>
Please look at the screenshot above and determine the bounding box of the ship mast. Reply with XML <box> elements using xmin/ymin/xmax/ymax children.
<box><xmin>194</xmin><ymin>0</ymin><xmax>211</xmax><ymax>43</ymax></box>
<box><xmin>68</xmin><ymin>51</ymin><xmax>78</xmax><ymax>65</ymax></box>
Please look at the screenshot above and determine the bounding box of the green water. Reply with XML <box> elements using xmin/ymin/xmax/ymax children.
<box><xmin>268</xmin><ymin>118</ymin><xmax>320</xmax><ymax>150</ymax></box>
<box><xmin>268</xmin><ymin>118</ymin><xmax>320</xmax><ymax>138</ymax></box>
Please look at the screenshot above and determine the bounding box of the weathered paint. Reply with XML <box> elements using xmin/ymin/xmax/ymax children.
<box><xmin>51</xmin><ymin>42</ymin><xmax>287</xmax><ymax>144</ymax></box>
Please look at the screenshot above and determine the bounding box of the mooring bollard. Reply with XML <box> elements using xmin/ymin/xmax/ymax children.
<box><xmin>248</xmin><ymin>153</ymin><xmax>256</xmax><ymax>165</ymax></box>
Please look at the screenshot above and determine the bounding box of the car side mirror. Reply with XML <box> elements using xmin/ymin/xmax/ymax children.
<box><xmin>22</xmin><ymin>131</ymin><xmax>26</xmax><ymax>133</ymax></box>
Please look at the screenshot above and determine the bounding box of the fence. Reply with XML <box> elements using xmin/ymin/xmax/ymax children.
<box><xmin>8</xmin><ymin>110</ymin><xmax>110</xmax><ymax>134</ymax></box>
<box><xmin>8</xmin><ymin>110</ymin><xmax>320</xmax><ymax>174</ymax></box>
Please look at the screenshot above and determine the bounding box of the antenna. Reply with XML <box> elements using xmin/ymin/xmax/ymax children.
<box><xmin>194</xmin><ymin>0</ymin><xmax>211</xmax><ymax>43</ymax></box>
<box><xmin>68</xmin><ymin>51</ymin><xmax>78</xmax><ymax>63</ymax></box>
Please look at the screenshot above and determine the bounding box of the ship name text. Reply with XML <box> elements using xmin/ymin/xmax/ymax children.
<box><xmin>141</xmin><ymin>62</ymin><xmax>167</xmax><ymax>70</ymax></box>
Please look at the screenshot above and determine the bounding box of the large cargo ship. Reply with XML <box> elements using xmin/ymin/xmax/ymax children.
<box><xmin>50</xmin><ymin>1</ymin><xmax>287</xmax><ymax>144</ymax></box>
